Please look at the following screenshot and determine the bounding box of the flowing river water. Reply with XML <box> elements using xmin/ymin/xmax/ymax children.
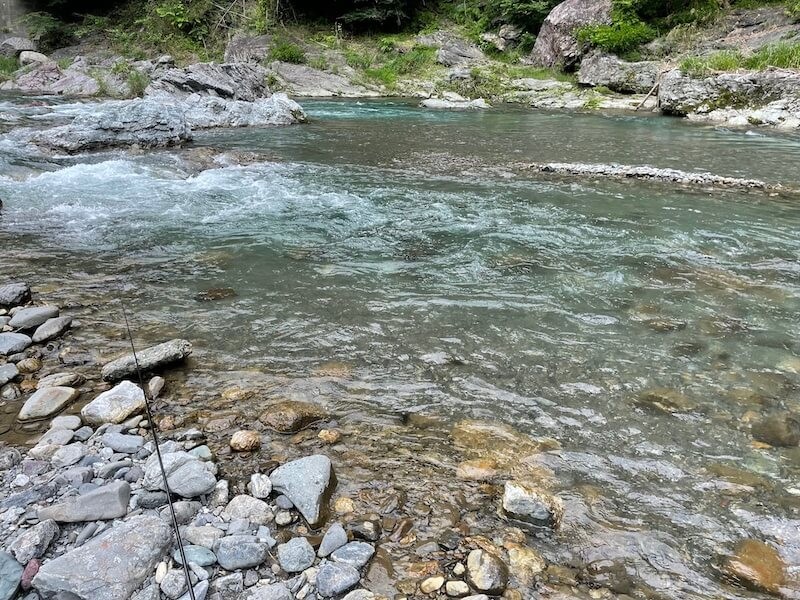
<box><xmin>2</xmin><ymin>95</ymin><xmax>800</xmax><ymax>599</ymax></box>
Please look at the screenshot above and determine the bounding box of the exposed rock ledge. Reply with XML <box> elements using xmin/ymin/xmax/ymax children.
<box><xmin>525</xmin><ymin>162</ymin><xmax>781</xmax><ymax>191</ymax></box>
<box><xmin>5</xmin><ymin>93</ymin><xmax>306</xmax><ymax>154</ymax></box>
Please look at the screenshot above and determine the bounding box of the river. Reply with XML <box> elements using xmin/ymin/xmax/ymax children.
<box><xmin>2</xmin><ymin>95</ymin><xmax>800</xmax><ymax>598</ymax></box>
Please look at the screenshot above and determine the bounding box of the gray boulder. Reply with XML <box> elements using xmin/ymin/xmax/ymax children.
<box><xmin>0</xmin><ymin>283</ymin><xmax>30</xmax><ymax>307</ymax></box>
<box><xmin>417</xmin><ymin>32</ymin><xmax>485</xmax><ymax>68</ymax></box>
<box><xmin>81</xmin><ymin>380</ymin><xmax>145</xmax><ymax>425</ymax></box>
<box><xmin>0</xmin><ymin>37</ymin><xmax>34</xmax><ymax>58</ymax></box>
<box><xmin>32</xmin><ymin>515</ymin><xmax>171</xmax><ymax>600</ymax></box>
<box><xmin>658</xmin><ymin>68</ymin><xmax>800</xmax><ymax>116</ymax></box>
<box><xmin>145</xmin><ymin>62</ymin><xmax>271</xmax><ymax>101</ymax></box>
<box><xmin>38</xmin><ymin>481</ymin><xmax>130</xmax><ymax>522</ymax></box>
<box><xmin>18</xmin><ymin>386</ymin><xmax>80</xmax><ymax>421</ymax></box>
<box><xmin>270</xmin><ymin>455</ymin><xmax>337</xmax><ymax>528</ymax></box>
<box><xmin>27</xmin><ymin>99</ymin><xmax>191</xmax><ymax>153</ymax></box>
<box><xmin>19</xmin><ymin>50</ymin><xmax>50</xmax><ymax>66</ymax></box>
<box><xmin>0</xmin><ymin>333</ymin><xmax>30</xmax><ymax>355</ymax></box>
<box><xmin>578</xmin><ymin>52</ymin><xmax>660</xmax><ymax>93</ymax></box>
<box><xmin>224</xmin><ymin>495</ymin><xmax>273</xmax><ymax>525</ymax></box>
<box><xmin>530</xmin><ymin>0</ymin><xmax>612</xmax><ymax>69</ymax></box>
<box><xmin>8</xmin><ymin>305</ymin><xmax>59</xmax><ymax>329</ymax></box>
<box><xmin>32</xmin><ymin>316</ymin><xmax>73</xmax><ymax>343</ymax></box>
<box><xmin>101</xmin><ymin>338</ymin><xmax>192</xmax><ymax>381</ymax></box>
<box><xmin>143</xmin><ymin>451</ymin><xmax>216</xmax><ymax>498</ymax></box>
<box><xmin>214</xmin><ymin>535</ymin><xmax>269</xmax><ymax>570</ymax></box>
<box><xmin>102</xmin><ymin>432</ymin><xmax>145</xmax><ymax>453</ymax></box>
<box><xmin>0</xmin><ymin>552</ymin><xmax>22</xmax><ymax>600</ymax></box>
<box><xmin>182</xmin><ymin>93</ymin><xmax>306</xmax><ymax>129</ymax></box>
<box><xmin>8</xmin><ymin>519</ymin><xmax>59</xmax><ymax>564</ymax></box>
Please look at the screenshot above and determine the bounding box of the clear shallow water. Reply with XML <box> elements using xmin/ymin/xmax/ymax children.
<box><xmin>3</xmin><ymin>97</ymin><xmax>800</xmax><ymax>598</ymax></box>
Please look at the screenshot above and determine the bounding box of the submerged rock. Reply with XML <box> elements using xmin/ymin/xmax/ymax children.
<box><xmin>529</xmin><ymin>0</ymin><xmax>612</xmax><ymax>69</ymax></box>
<box><xmin>751</xmin><ymin>413</ymin><xmax>800</xmax><ymax>447</ymax></box>
<box><xmin>81</xmin><ymin>380</ymin><xmax>145</xmax><ymax>425</ymax></box>
<box><xmin>259</xmin><ymin>400</ymin><xmax>327</xmax><ymax>433</ymax></box>
<box><xmin>0</xmin><ymin>283</ymin><xmax>31</xmax><ymax>307</ymax></box>
<box><xmin>32</xmin><ymin>515</ymin><xmax>171</xmax><ymax>600</ymax></box>
<box><xmin>723</xmin><ymin>539</ymin><xmax>785</xmax><ymax>596</ymax></box>
<box><xmin>466</xmin><ymin>550</ymin><xmax>508</xmax><ymax>595</ymax></box>
<box><xmin>101</xmin><ymin>338</ymin><xmax>192</xmax><ymax>381</ymax></box>
<box><xmin>270</xmin><ymin>455</ymin><xmax>337</xmax><ymax>528</ymax></box>
<box><xmin>501</xmin><ymin>481</ymin><xmax>564</xmax><ymax>530</ymax></box>
<box><xmin>18</xmin><ymin>386</ymin><xmax>80</xmax><ymax>421</ymax></box>
<box><xmin>230</xmin><ymin>430</ymin><xmax>261</xmax><ymax>452</ymax></box>
<box><xmin>635</xmin><ymin>388</ymin><xmax>694</xmax><ymax>413</ymax></box>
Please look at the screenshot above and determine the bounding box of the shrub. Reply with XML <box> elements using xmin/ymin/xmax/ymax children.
<box><xmin>577</xmin><ymin>20</ymin><xmax>656</xmax><ymax>55</ymax></box>
<box><xmin>679</xmin><ymin>43</ymin><xmax>800</xmax><ymax>76</ymax></box>
<box><xmin>0</xmin><ymin>57</ymin><xmax>19</xmax><ymax>82</ymax></box>
<box><xmin>746</xmin><ymin>41</ymin><xmax>800</xmax><ymax>70</ymax></box>
<box><xmin>790</xmin><ymin>1</ymin><xmax>800</xmax><ymax>23</ymax></box>
<box><xmin>269</xmin><ymin>39</ymin><xmax>306</xmax><ymax>63</ymax></box>
<box><xmin>127</xmin><ymin>69</ymin><xmax>150</xmax><ymax>96</ymax></box>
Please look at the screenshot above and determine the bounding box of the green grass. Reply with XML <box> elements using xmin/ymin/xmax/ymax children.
<box><xmin>127</xmin><ymin>69</ymin><xmax>150</xmax><ymax>96</ymax></box>
<box><xmin>269</xmin><ymin>38</ymin><xmax>306</xmax><ymax>64</ymax></box>
<box><xmin>680</xmin><ymin>42</ymin><xmax>800</xmax><ymax>76</ymax></box>
<box><xmin>577</xmin><ymin>20</ymin><xmax>657</xmax><ymax>56</ymax></box>
<box><xmin>364</xmin><ymin>45</ymin><xmax>436</xmax><ymax>88</ymax></box>
<box><xmin>0</xmin><ymin>56</ymin><xmax>18</xmax><ymax>82</ymax></box>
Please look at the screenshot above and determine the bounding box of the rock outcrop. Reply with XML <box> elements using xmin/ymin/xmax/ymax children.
<box><xmin>529</xmin><ymin>0</ymin><xmax>612</xmax><ymax>69</ymax></box>
<box><xmin>145</xmin><ymin>62</ymin><xmax>271</xmax><ymax>101</ymax></box>
<box><xmin>578</xmin><ymin>52</ymin><xmax>660</xmax><ymax>93</ymax></box>
<box><xmin>658</xmin><ymin>68</ymin><xmax>800</xmax><ymax>129</ymax></box>
<box><xmin>267</xmin><ymin>62</ymin><xmax>381</xmax><ymax>97</ymax></box>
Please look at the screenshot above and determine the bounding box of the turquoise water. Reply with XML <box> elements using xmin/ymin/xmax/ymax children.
<box><xmin>2</xmin><ymin>97</ymin><xmax>800</xmax><ymax>598</ymax></box>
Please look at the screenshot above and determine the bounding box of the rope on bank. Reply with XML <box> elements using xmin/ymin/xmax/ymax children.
<box><xmin>121</xmin><ymin>305</ymin><xmax>197</xmax><ymax>600</ymax></box>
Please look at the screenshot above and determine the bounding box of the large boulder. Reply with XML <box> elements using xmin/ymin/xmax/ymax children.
<box><xmin>417</xmin><ymin>31</ymin><xmax>485</xmax><ymax>68</ymax></box>
<box><xmin>658</xmin><ymin>68</ymin><xmax>800</xmax><ymax>116</ymax></box>
<box><xmin>145</xmin><ymin>62</ymin><xmax>271</xmax><ymax>101</ymax></box>
<box><xmin>19</xmin><ymin>51</ymin><xmax>50</xmax><ymax>66</ymax></box>
<box><xmin>25</xmin><ymin>99</ymin><xmax>191</xmax><ymax>153</ymax></box>
<box><xmin>32</xmin><ymin>515</ymin><xmax>171</xmax><ymax>600</ymax></box>
<box><xmin>102</xmin><ymin>338</ymin><xmax>192</xmax><ymax>381</ymax></box>
<box><xmin>578</xmin><ymin>52</ymin><xmax>660</xmax><ymax>93</ymax></box>
<box><xmin>0</xmin><ymin>37</ymin><xmax>35</xmax><ymax>58</ymax></box>
<box><xmin>0</xmin><ymin>61</ymin><xmax>100</xmax><ymax>96</ymax></box>
<box><xmin>142</xmin><ymin>451</ymin><xmax>216</xmax><ymax>498</ymax></box>
<box><xmin>529</xmin><ymin>0</ymin><xmax>612</xmax><ymax>69</ymax></box>
<box><xmin>182</xmin><ymin>93</ymin><xmax>306</xmax><ymax>129</ymax></box>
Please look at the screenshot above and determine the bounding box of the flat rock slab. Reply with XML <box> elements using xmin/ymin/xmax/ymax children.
<box><xmin>9</xmin><ymin>306</ymin><xmax>59</xmax><ymax>330</ymax></box>
<box><xmin>143</xmin><ymin>451</ymin><xmax>216</xmax><ymax>498</ymax></box>
<box><xmin>270</xmin><ymin>455</ymin><xmax>336</xmax><ymax>528</ymax></box>
<box><xmin>101</xmin><ymin>432</ymin><xmax>145</xmax><ymax>454</ymax></box>
<box><xmin>38</xmin><ymin>481</ymin><xmax>130</xmax><ymax>522</ymax></box>
<box><xmin>81</xmin><ymin>380</ymin><xmax>145</xmax><ymax>425</ymax></box>
<box><xmin>0</xmin><ymin>333</ymin><xmax>32</xmax><ymax>356</ymax></box>
<box><xmin>32</xmin><ymin>316</ymin><xmax>72</xmax><ymax>343</ymax></box>
<box><xmin>101</xmin><ymin>339</ymin><xmax>192</xmax><ymax>381</ymax></box>
<box><xmin>18</xmin><ymin>386</ymin><xmax>80</xmax><ymax>421</ymax></box>
<box><xmin>37</xmin><ymin>372</ymin><xmax>85</xmax><ymax>389</ymax></box>
<box><xmin>32</xmin><ymin>515</ymin><xmax>171</xmax><ymax>600</ymax></box>
<box><xmin>0</xmin><ymin>283</ymin><xmax>30</xmax><ymax>308</ymax></box>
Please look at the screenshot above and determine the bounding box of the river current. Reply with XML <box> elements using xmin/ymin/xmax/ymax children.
<box><xmin>2</xmin><ymin>96</ymin><xmax>800</xmax><ymax>598</ymax></box>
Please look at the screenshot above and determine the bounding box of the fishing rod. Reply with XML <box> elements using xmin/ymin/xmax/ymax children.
<box><xmin>121</xmin><ymin>305</ymin><xmax>197</xmax><ymax>600</ymax></box>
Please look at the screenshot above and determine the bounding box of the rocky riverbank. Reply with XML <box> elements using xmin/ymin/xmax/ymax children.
<box><xmin>0</xmin><ymin>281</ymin><xmax>573</xmax><ymax>600</ymax></box>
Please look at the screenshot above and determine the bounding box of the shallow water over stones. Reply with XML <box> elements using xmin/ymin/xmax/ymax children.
<box><xmin>2</xmin><ymin>96</ymin><xmax>800</xmax><ymax>598</ymax></box>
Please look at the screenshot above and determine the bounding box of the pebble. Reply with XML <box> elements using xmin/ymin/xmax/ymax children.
<box><xmin>173</xmin><ymin>545</ymin><xmax>217</xmax><ymax>567</ymax></box>
<box><xmin>214</xmin><ymin>535</ymin><xmax>269</xmax><ymax>570</ymax></box>
<box><xmin>446</xmin><ymin>581</ymin><xmax>470</xmax><ymax>597</ymax></box>
<box><xmin>420</xmin><ymin>576</ymin><xmax>445</xmax><ymax>594</ymax></box>
<box><xmin>51</xmin><ymin>415</ymin><xmax>82</xmax><ymax>430</ymax></box>
<box><xmin>275</xmin><ymin>510</ymin><xmax>293</xmax><ymax>526</ymax></box>
<box><xmin>102</xmin><ymin>432</ymin><xmax>145</xmax><ymax>454</ymax></box>
<box><xmin>230</xmin><ymin>430</ymin><xmax>261</xmax><ymax>452</ymax></box>
<box><xmin>248</xmin><ymin>473</ymin><xmax>272</xmax><ymax>499</ymax></box>
<box><xmin>161</xmin><ymin>568</ymin><xmax>188</xmax><ymax>599</ymax></box>
<box><xmin>224</xmin><ymin>495</ymin><xmax>273</xmax><ymax>525</ymax></box>
<box><xmin>277</xmin><ymin>537</ymin><xmax>315</xmax><ymax>573</ymax></box>
<box><xmin>258</xmin><ymin>400</ymin><xmax>327</xmax><ymax>433</ymax></box>
<box><xmin>50</xmin><ymin>442</ymin><xmax>87</xmax><ymax>468</ymax></box>
<box><xmin>15</xmin><ymin>357</ymin><xmax>41</xmax><ymax>374</ymax></box>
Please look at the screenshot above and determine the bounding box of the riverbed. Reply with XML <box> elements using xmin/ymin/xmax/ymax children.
<box><xmin>2</xmin><ymin>96</ymin><xmax>800</xmax><ymax>599</ymax></box>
